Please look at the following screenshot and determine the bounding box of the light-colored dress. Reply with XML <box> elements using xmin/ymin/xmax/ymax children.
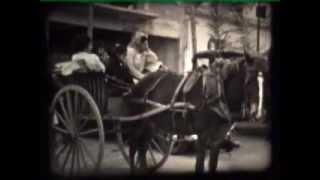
<box><xmin>125</xmin><ymin>47</ymin><xmax>163</xmax><ymax>82</ymax></box>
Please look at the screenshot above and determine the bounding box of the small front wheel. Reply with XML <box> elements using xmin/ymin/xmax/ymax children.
<box><xmin>117</xmin><ymin>126</ymin><xmax>174</xmax><ymax>174</ymax></box>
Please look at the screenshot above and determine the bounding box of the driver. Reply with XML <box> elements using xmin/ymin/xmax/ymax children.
<box><xmin>205</xmin><ymin>37</ymin><xmax>243</xmax><ymax>152</ymax></box>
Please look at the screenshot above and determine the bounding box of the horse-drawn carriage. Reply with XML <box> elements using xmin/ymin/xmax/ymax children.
<box><xmin>49</xmin><ymin>50</ymin><xmax>268</xmax><ymax>176</ymax></box>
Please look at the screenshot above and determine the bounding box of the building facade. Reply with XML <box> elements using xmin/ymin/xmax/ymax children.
<box><xmin>47</xmin><ymin>3</ymin><xmax>272</xmax><ymax>74</ymax></box>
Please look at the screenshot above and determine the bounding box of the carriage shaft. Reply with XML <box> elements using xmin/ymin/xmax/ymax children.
<box><xmin>105</xmin><ymin>102</ymin><xmax>195</xmax><ymax>122</ymax></box>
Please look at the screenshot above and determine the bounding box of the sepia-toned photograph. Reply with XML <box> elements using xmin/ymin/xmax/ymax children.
<box><xmin>43</xmin><ymin>2</ymin><xmax>275</xmax><ymax>177</ymax></box>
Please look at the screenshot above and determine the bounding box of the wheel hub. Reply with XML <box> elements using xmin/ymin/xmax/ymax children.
<box><xmin>61</xmin><ymin>133</ymin><xmax>79</xmax><ymax>144</ymax></box>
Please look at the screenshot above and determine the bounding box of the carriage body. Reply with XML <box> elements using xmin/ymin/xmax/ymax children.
<box><xmin>50</xmin><ymin>70</ymin><xmax>179</xmax><ymax>176</ymax></box>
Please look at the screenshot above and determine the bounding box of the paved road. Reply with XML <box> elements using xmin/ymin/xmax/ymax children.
<box><xmin>95</xmin><ymin>133</ymin><xmax>271</xmax><ymax>176</ymax></box>
<box><xmin>53</xmin><ymin>123</ymin><xmax>270</xmax><ymax>177</ymax></box>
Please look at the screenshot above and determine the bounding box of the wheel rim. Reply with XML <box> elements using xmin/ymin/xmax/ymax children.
<box><xmin>146</xmin><ymin>132</ymin><xmax>174</xmax><ymax>171</ymax></box>
<box><xmin>50</xmin><ymin>85</ymin><xmax>105</xmax><ymax>176</ymax></box>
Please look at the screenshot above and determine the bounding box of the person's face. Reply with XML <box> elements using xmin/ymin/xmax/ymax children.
<box><xmin>87</xmin><ymin>42</ymin><xmax>93</xmax><ymax>52</ymax></box>
<box><xmin>98</xmin><ymin>47</ymin><xmax>104</xmax><ymax>55</ymax></box>
<box><xmin>139</xmin><ymin>36</ymin><xmax>149</xmax><ymax>51</ymax></box>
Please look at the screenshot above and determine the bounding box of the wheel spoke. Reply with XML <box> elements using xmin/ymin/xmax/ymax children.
<box><xmin>53</xmin><ymin>126</ymin><xmax>69</xmax><ymax>135</ymax></box>
<box><xmin>78</xmin><ymin>141</ymin><xmax>89</xmax><ymax>169</ymax></box>
<box><xmin>59</xmin><ymin>97</ymin><xmax>71</xmax><ymax>125</ymax></box>
<box><xmin>79</xmin><ymin>138</ymin><xmax>95</xmax><ymax>165</ymax></box>
<box><xmin>66</xmin><ymin>91</ymin><xmax>74</xmax><ymax>123</ymax></box>
<box><xmin>151</xmin><ymin>139</ymin><xmax>163</xmax><ymax>154</ymax></box>
<box><xmin>55</xmin><ymin>111</ymin><xmax>72</xmax><ymax>133</ymax></box>
<box><xmin>77</xmin><ymin>97</ymin><xmax>89</xmax><ymax>131</ymax></box>
<box><xmin>62</xmin><ymin>143</ymin><xmax>73</xmax><ymax>173</ymax></box>
<box><xmin>55</xmin><ymin>142</ymin><xmax>68</xmax><ymax>161</ymax></box>
<box><xmin>148</xmin><ymin>144</ymin><xmax>157</xmax><ymax>165</ymax></box>
<box><xmin>70</xmin><ymin>142</ymin><xmax>76</xmax><ymax>176</ymax></box>
<box><xmin>78</xmin><ymin>119</ymin><xmax>88</xmax><ymax>132</ymax></box>
<box><xmin>74</xmin><ymin>91</ymin><xmax>79</xmax><ymax>129</ymax></box>
<box><xmin>78</xmin><ymin>101</ymin><xmax>89</xmax><ymax>132</ymax></box>
<box><xmin>79</xmin><ymin>95</ymin><xmax>87</xmax><ymax>113</ymax></box>
<box><xmin>75</xmin><ymin>142</ymin><xmax>81</xmax><ymax>173</ymax></box>
<box><xmin>80</xmin><ymin>128</ymin><xmax>99</xmax><ymax>136</ymax></box>
<box><xmin>157</xmin><ymin>133</ymin><xmax>173</xmax><ymax>151</ymax></box>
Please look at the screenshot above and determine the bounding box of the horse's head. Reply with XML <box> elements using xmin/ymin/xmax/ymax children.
<box><xmin>230</xmin><ymin>53</ymin><xmax>268</xmax><ymax>121</ymax></box>
<box><xmin>191</xmin><ymin>50</ymin><xmax>268</xmax><ymax>122</ymax></box>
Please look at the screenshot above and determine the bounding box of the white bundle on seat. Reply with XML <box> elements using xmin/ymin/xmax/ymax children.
<box><xmin>72</xmin><ymin>52</ymin><xmax>106</xmax><ymax>73</ymax></box>
<box><xmin>54</xmin><ymin>52</ymin><xmax>106</xmax><ymax>76</ymax></box>
<box><xmin>54</xmin><ymin>61</ymin><xmax>81</xmax><ymax>76</ymax></box>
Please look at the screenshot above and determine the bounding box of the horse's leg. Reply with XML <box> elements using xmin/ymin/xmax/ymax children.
<box><xmin>138</xmin><ymin>143</ymin><xmax>148</xmax><ymax>169</ymax></box>
<box><xmin>129</xmin><ymin>143</ymin><xmax>136</xmax><ymax>174</ymax></box>
<box><xmin>138</xmin><ymin>128</ymin><xmax>151</xmax><ymax>170</ymax></box>
<box><xmin>208</xmin><ymin>144</ymin><xmax>220</xmax><ymax>174</ymax></box>
<box><xmin>195</xmin><ymin>136</ymin><xmax>206</xmax><ymax>174</ymax></box>
<box><xmin>208</xmin><ymin>122</ymin><xmax>230</xmax><ymax>173</ymax></box>
<box><xmin>250</xmin><ymin>103</ymin><xmax>257</xmax><ymax>122</ymax></box>
<box><xmin>138</xmin><ymin>121</ymin><xmax>154</xmax><ymax>171</ymax></box>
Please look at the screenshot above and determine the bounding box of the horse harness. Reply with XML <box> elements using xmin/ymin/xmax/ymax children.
<box><xmin>137</xmin><ymin>65</ymin><xmax>232</xmax><ymax>125</ymax></box>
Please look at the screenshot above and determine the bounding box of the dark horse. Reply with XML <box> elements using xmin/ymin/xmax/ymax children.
<box><xmin>123</xmin><ymin>50</ymin><xmax>267</xmax><ymax>174</ymax></box>
<box><xmin>224</xmin><ymin>53</ymin><xmax>269</xmax><ymax>122</ymax></box>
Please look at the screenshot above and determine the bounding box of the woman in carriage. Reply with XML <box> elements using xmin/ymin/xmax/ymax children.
<box><xmin>124</xmin><ymin>31</ymin><xmax>167</xmax><ymax>84</ymax></box>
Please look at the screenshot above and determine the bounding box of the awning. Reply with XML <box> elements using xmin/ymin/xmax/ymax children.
<box><xmin>47</xmin><ymin>4</ymin><xmax>159</xmax><ymax>32</ymax></box>
<box><xmin>93</xmin><ymin>4</ymin><xmax>158</xmax><ymax>22</ymax></box>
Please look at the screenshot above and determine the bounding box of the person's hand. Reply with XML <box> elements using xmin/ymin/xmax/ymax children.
<box><xmin>159</xmin><ymin>65</ymin><xmax>168</xmax><ymax>71</ymax></box>
<box><xmin>138</xmin><ymin>74</ymin><xmax>145</xmax><ymax>80</ymax></box>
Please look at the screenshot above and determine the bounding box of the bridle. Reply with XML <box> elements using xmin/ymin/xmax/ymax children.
<box><xmin>200</xmin><ymin>65</ymin><xmax>225</xmax><ymax>110</ymax></box>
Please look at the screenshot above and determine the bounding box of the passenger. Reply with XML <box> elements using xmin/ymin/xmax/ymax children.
<box><xmin>125</xmin><ymin>31</ymin><xmax>166</xmax><ymax>83</ymax></box>
<box><xmin>93</xmin><ymin>41</ymin><xmax>110</xmax><ymax>69</ymax></box>
<box><xmin>70</xmin><ymin>34</ymin><xmax>106</xmax><ymax>74</ymax></box>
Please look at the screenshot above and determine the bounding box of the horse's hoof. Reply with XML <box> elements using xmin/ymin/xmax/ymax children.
<box><xmin>220</xmin><ymin>139</ymin><xmax>240</xmax><ymax>152</ymax></box>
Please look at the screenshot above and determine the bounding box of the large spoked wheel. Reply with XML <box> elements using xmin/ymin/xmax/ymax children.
<box><xmin>50</xmin><ymin>85</ymin><xmax>105</xmax><ymax>176</ymax></box>
<box><xmin>116</xmin><ymin>125</ymin><xmax>174</xmax><ymax>174</ymax></box>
